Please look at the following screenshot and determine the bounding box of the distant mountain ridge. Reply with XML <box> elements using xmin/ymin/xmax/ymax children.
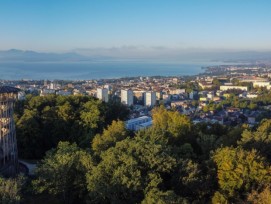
<box><xmin>0</xmin><ymin>49</ymin><xmax>271</xmax><ymax>63</ymax></box>
<box><xmin>0</xmin><ymin>49</ymin><xmax>100</xmax><ymax>62</ymax></box>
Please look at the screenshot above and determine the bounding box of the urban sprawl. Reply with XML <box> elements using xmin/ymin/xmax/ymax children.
<box><xmin>2</xmin><ymin>64</ymin><xmax>271</xmax><ymax>131</ymax></box>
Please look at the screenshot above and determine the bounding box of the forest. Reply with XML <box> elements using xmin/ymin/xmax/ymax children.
<box><xmin>1</xmin><ymin>95</ymin><xmax>271</xmax><ymax>203</ymax></box>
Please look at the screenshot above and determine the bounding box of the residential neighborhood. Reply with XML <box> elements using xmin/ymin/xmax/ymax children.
<box><xmin>2</xmin><ymin>64</ymin><xmax>271</xmax><ymax>130</ymax></box>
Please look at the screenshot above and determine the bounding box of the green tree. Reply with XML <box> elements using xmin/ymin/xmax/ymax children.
<box><xmin>80</xmin><ymin>100</ymin><xmax>102</xmax><ymax>130</ymax></box>
<box><xmin>249</xmin><ymin>102</ymin><xmax>258</xmax><ymax>110</ymax></box>
<box><xmin>33</xmin><ymin>142</ymin><xmax>93</xmax><ymax>203</ymax></box>
<box><xmin>212</xmin><ymin>78</ymin><xmax>221</xmax><ymax>87</ymax></box>
<box><xmin>212</xmin><ymin>147</ymin><xmax>271</xmax><ymax>200</ymax></box>
<box><xmin>211</xmin><ymin>191</ymin><xmax>228</xmax><ymax>204</ymax></box>
<box><xmin>247</xmin><ymin>186</ymin><xmax>271</xmax><ymax>204</ymax></box>
<box><xmin>104</xmin><ymin>99</ymin><xmax>130</xmax><ymax>124</ymax></box>
<box><xmin>239</xmin><ymin>119</ymin><xmax>271</xmax><ymax>160</ymax></box>
<box><xmin>92</xmin><ymin>120</ymin><xmax>128</xmax><ymax>154</ymax></box>
<box><xmin>152</xmin><ymin>106</ymin><xmax>191</xmax><ymax>145</ymax></box>
<box><xmin>15</xmin><ymin>95</ymin><xmax>129</xmax><ymax>159</ymax></box>
<box><xmin>142</xmin><ymin>188</ymin><xmax>187</xmax><ymax>204</ymax></box>
<box><xmin>176</xmin><ymin>160</ymin><xmax>203</xmax><ymax>197</ymax></box>
<box><xmin>16</xmin><ymin>109</ymin><xmax>43</xmax><ymax>159</ymax></box>
<box><xmin>0</xmin><ymin>176</ymin><xmax>25</xmax><ymax>204</ymax></box>
<box><xmin>87</xmin><ymin>137</ymin><xmax>176</xmax><ymax>203</ymax></box>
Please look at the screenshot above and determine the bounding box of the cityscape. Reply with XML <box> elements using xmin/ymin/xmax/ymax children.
<box><xmin>1</xmin><ymin>1</ymin><xmax>271</xmax><ymax>203</ymax></box>
<box><xmin>2</xmin><ymin>64</ymin><xmax>271</xmax><ymax>129</ymax></box>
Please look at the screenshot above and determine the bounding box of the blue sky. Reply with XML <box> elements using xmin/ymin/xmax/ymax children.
<box><xmin>0</xmin><ymin>0</ymin><xmax>271</xmax><ymax>53</ymax></box>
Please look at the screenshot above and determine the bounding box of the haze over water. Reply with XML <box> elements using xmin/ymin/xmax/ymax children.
<box><xmin>0</xmin><ymin>61</ymin><xmax>230</xmax><ymax>80</ymax></box>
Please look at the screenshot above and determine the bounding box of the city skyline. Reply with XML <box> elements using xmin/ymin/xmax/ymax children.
<box><xmin>1</xmin><ymin>0</ymin><xmax>271</xmax><ymax>56</ymax></box>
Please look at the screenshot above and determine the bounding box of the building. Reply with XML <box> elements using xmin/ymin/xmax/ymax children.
<box><xmin>0</xmin><ymin>86</ymin><xmax>19</xmax><ymax>176</ymax></box>
<box><xmin>121</xmin><ymin>89</ymin><xmax>133</xmax><ymax>106</ymax></box>
<box><xmin>134</xmin><ymin>90</ymin><xmax>145</xmax><ymax>102</ymax></box>
<box><xmin>144</xmin><ymin>91</ymin><xmax>156</xmax><ymax>106</ymax></box>
<box><xmin>126</xmin><ymin>116</ymin><xmax>152</xmax><ymax>131</ymax></box>
<box><xmin>104</xmin><ymin>84</ymin><xmax>112</xmax><ymax>92</ymax></box>
<box><xmin>49</xmin><ymin>81</ymin><xmax>57</xmax><ymax>90</ymax></box>
<box><xmin>236</xmin><ymin>76</ymin><xmax>268</xmax><ymax>83</ymax></box>
<box><xmin>207</xmin><ymin>92</ymin><xmax>215</xmax><ymax>100</ymax></box>
<box><xmin>56</xmin><ymin>90</ymin><xmax>72</xmax><ymax>96</ymax></box>
<box><xmin>156</xmin><ymin>91</ymin><xmax>163</xmax><ymax>100</ymax></box>
<box><xmin>189</xmin><ymin>90</ymin><xmax>198</xmax><ymax>100</ymax></box>
<box><xmin>40</xmin><ymin>89</ymin><xmax>55</xmax><ymax>96</ymax></box>
<box><xmin>169</xmin><ymin>88</ymin><xmax>185</xmax><ymax>95</ymax></box>
<box><xmin>44</xmin><ymin>80</ymin><xmax>48</xmax><ymax>87</ymax></box>
<box><xmin>220</xmin><ymin>85</ymin><xmax>248</xmax><ymax>91</ymax></box>
<box><xmin>246</xmin><ymin>93</ymin><xmax>258</xmax><ymax>99</ymax></box>
<box><xmin>198</xmin><ymin>81</ymin><xmax>213</xmax><ymax>89</ymax></box>
<box><xmin>253</xmin><ymin>81</ymin><xmax>271</xmax><ymax>89</ymax></box>
<box><xmin>97</xmin><ymin>88</ymin><xmax>109</xmax><ymax>102</ymax></box>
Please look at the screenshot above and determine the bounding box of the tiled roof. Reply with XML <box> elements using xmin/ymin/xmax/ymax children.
<box><xmin>0</xmin><ymin>86</ymin><xmax>20</xmax><ymax>93</ymax></box>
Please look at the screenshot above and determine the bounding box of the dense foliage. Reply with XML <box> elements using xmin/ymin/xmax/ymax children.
<box><xmin>0</xmin><ymin>176</ymin><xmax>24</xmax><ymax>204</ymax></box>
<box><xmin>7</xmin><ymin>95</ymin><xmax>271</xmax><ymax>203</ymax></box>
<box><xmin>14</xmin><ymin>95</ymin><xmax>129</xmax><ymax>159</ymax></box>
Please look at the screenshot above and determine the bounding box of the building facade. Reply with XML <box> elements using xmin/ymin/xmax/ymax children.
<box><xmin>144</xmin><ymin>91</ymin><xmax>156</xmax><ymax>106</ymax></box>
<box><xmin>121</xmin><ymin>89</ymin><xmax>133</xmax><ymax>106</ymax></box>
<box><xmin>220</xmin><ymin>85</ymin><xmax>248</xmax><ymax>91</ymax></box>
<box><xmin>0</xmin><ymin>86</ymin><xmax>19</xmax><ymax>176</ymax></box>
<box><xmin>97</xmin><ymin>88</ymin><xmax>109</xmax><ymax>102</ymax></box>
<box><xmin>126</xmin><ymin>116</ymin><xmax>152</xmax><ymax>131</ymax></box>
<box><xmin>253</xmin><ymin>81</ymin><xmax>271</xmax><ymax>89</ymax></box>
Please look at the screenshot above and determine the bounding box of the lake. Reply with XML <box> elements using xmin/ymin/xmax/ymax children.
<box><xmin>0</xmin><ymin>61</ymin><xmax>229</xmax><ymax>80</ymax></box>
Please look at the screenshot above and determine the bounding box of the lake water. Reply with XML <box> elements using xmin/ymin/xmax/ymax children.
<box><xmin>0</xmin><ymin>61</ymin><xmax>228</xmax><ymax>80</ymax></box>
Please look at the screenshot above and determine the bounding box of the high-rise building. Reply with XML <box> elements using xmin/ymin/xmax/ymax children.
<box><xmin>121</xmin><ymin>89</ymin><xmax>133</xmax><ymax>106</ymax></box>
<box><xmin>49</xmin><ymin>82</ymin><xmax>55</xmax><ymax>90</ymax></box>
<box><xmin>97</xmin><ymin>88</ymin><xmax>109</xmax><ymax>102</ymax></box>
<box><xmin>0</xmin><ymin>86</ymin><xmax>19</xmax><ymax>176</ymax></box>
<box><xmin>104</xmin><ymin>84</ymin><xmax>112</xmax><ymax>92</ymax></box>
<box><xmin>144</xmin><ymin>91</ymin><xmax>156</xmax><ymax>106</ymax></box>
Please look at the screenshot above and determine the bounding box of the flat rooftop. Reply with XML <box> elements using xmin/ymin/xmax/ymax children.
<box><xmin>126</xmin><ymin>116</ymin><xmax>151</xmax><ymax>124</ymax></box>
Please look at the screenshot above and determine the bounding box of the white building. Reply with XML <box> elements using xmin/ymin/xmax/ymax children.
<box><xmin>253</xmin><ymin>81</ymin><xmax>271</xmax><ymax>89</ymax></box>
<box><xmin>97</xmin><ymin>88</ymin><xmax>109</xmax><ymax>102</ymax></box>
<box><xmin>144</xmin><ymin>91</ymin><xmax>156</xmax><ymax>106</ymax></box>
<box><xmin>246</xmin><ymin>93</ymin><xmax>258</xmax><ymax>99</ymax></box>
<box><xmin>56</xmin><ymin>90</ymin><xmax>72</xmax><ymax>96</ymax></box>
<box><xmin>220</xmin><ymin>86</ymin><xmax>248</xmax><ymax>91</ymax></box>
<box><xmin>49</xmin><ymin>82</ymin><xmax>58</xmax><ymax>90</ymax></box>
<box><xmin>40</xmin><ymin>89</ymin><xmax>55</xmax><ymax>96</ymax></box>
<box><xmin>207</xmin><ymin>92</ymin><xmax>215</xmax><ymax>100</ymax></box>
<box><xmin>104</xmin><ymin>84</ymin><xmax>113</xmax><ymax>92</ymax></box>
<box><xmin>169</xmin><ymin>88</ymin><xmax>185</xmax><ymax>95</ymax></box>
<box><xmin>156</xmin><ymin>92</ymin><xmax>162</xmax><ymax>100</ymax></box>
<box><xmin>121</xmin><ymin>89</ymin><xmax>133</xmax><ymax>106</ymax></box>
<box><xmin>126</xmin><ymin>116</ymin><xmax>152</xmax><ymax>131</ymax></box>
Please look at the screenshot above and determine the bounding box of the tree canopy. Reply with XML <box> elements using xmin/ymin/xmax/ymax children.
<box><xmin>13</xmin><ymin>95</ymin><xmax>271</xmax><ymax>203</ymax></box>
<box><xmin>15</xmin><ymin>95</ymin><xmax>129</xmax><ymax>159</ymax></box>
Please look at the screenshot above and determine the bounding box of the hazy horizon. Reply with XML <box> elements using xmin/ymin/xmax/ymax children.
<box><xmin>1</xmin><ymin>0</ymin><xmax>271</xmax><ymax>56</ymax></box>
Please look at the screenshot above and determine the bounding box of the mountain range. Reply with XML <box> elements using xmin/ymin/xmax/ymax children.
<box><xmin>0</xmin><ymin>49</ymin><xmax>96</xmax><ymax>62</ymax></box>
<box><xmin>0</xmin><ymin>49</ymin><xmax>271</xmax><ymax>63</ymax></box>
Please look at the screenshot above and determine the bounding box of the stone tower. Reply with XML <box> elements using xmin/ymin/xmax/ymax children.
<box><xmin>0</xmin><ymin>86</ymin><xmax>19</xmax><ymax>176</ymax></box>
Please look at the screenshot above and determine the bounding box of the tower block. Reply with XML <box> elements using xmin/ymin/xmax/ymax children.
<box><xmin>0</xmin><ymin>86</ymin><xmax>20</xmax><ymax>176</ymax></box>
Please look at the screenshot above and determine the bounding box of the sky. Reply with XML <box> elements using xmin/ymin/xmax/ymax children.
<box><xmin>0</xmin><ymin>0</ymin><xmax>271</xmax><ymax>55</ymax></box>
